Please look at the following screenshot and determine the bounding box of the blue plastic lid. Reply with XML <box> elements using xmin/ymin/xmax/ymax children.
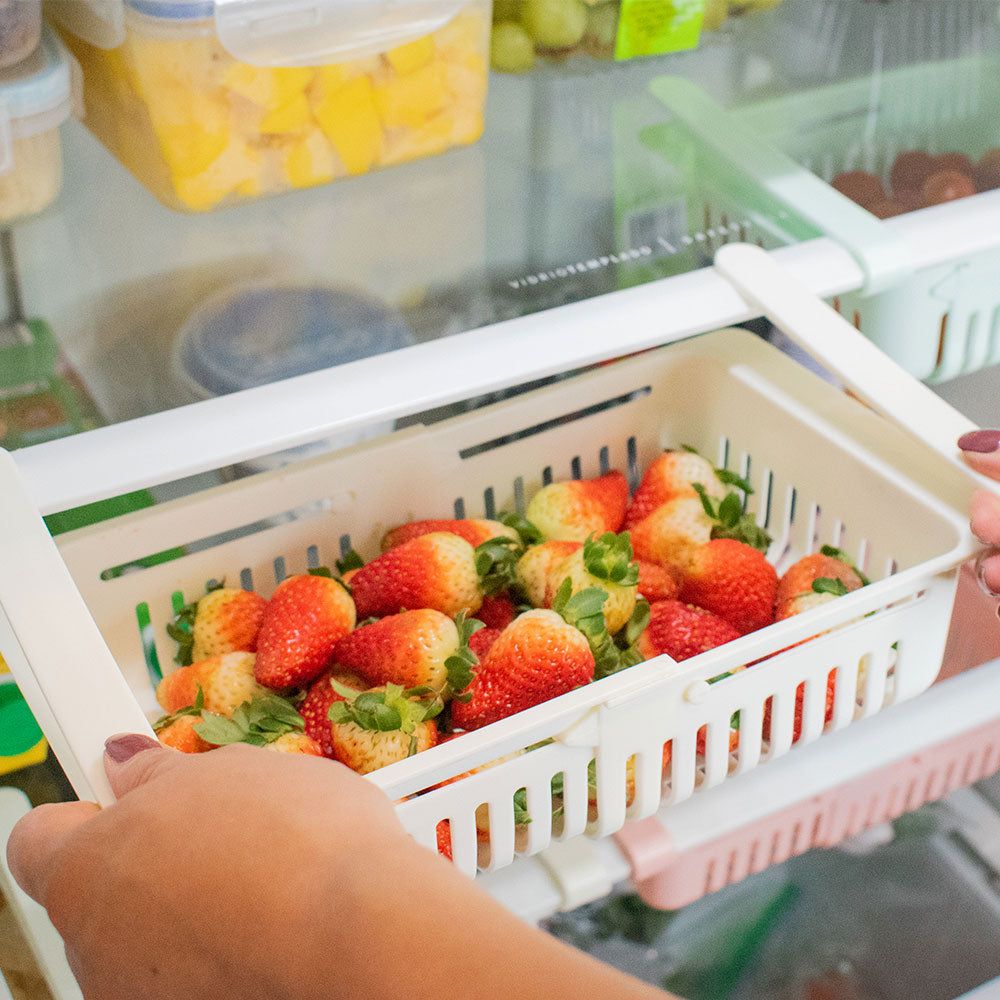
<box><xmin>176</xmin><ymin>283</ymin><xmax>414</xmax><ymax>397</ymax></box>
<box><xmin>0</xmin><ymin>27</ymin><xmax>72</xmax><ymax>123</ymax></box>
<box><xmin>126</xmin><ymin>0</ymin><xmax>215</xmax><ymax>21</ymax></box>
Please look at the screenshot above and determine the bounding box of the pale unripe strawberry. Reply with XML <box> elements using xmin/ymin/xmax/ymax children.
<box><xmin>526</xmin><ymin>472</ymin><xmax>628</xmax><ymax>542</ymax></box>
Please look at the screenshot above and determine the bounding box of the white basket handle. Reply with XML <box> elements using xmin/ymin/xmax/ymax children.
<box><xmin>714</xmin><ymin>243</ymin><xmax>1000</xmax><ymax>500</ymax></box>
<box><xmin>0</xmin><ymin>450</ymin><xmax>153</xmax><ymax>807</ymax></box>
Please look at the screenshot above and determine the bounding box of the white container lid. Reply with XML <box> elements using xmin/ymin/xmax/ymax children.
<box><xmin>0</xmin><ymin>26</ymin><xmax>72</xmax><ymax>137</ymax></box>
<box><xmin>65</xmin><ymin>0</ymin><xmax>468</xmax><ymax>65</ymax></box>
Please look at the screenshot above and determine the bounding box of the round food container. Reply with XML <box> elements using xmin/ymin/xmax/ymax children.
<box><xmin>171</xmin><ymin>281</ymin><xmax>414</xmax><ymax>471</ymax></box>
<box><xmin>0</xmin><ymin>27</ymin><xmax>74</xmax><ymax>223</ymax></box>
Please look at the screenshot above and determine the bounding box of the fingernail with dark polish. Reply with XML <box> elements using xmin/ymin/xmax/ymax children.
<box><xmin>104</xmin><ymin>733</ymin><xmax>161</xmax><ymax>763</ymax></box>
<box><xmin>958</xmin><ymin>430</ymin><xmax>1000</xmax><ymax>453</ymax></box>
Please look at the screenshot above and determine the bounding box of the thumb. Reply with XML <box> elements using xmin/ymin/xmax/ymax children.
<box><xmin>6</xmin><ymin>801</ymin><xmax>100</xmax><ymax>905</ymax></box>
<box><xmin>103</xmin><ymin>732</ymin><xmax>179</xmax><ymax>798</ymax></box>
<box><xmin>959</xmin><ymin>430</ymin><xmax>1000</xmax><ymax>480</ymax></box>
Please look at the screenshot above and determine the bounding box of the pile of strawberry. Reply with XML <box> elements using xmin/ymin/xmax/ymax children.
<box><xmin>153</xmin><ymin>448</ymin><xmax>868</xmax><ymax>855</ymax></box>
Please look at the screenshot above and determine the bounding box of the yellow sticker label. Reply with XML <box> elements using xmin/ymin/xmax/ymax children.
<box><xmin>615</xmin><ymin>0</ymin><xmax>705</xmax><ymax>60</ymax></box>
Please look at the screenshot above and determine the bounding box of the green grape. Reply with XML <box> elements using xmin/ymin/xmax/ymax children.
<box><xmin>493</xmin><ymin>0</ymin><xmax>522</xmax><ymax>24</ymax></box>
<box><xmin>584</xmin><ymin>1</ymin><xmax>618</xmax><ymax>57</ymax></box>
<box><xmin>491</xmin><ymin>21</ymin><xmax>537</xmax><ymax>72</ymax></box>
<box><xmin>522</xmin><ymin>0</ymin><xmax>588</xmax><ymax>49</ymax></box>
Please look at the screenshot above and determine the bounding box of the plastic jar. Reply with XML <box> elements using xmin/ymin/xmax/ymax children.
<box><xmin>60</xmin><ymin>0</ymin><xmax>490</xmax><ymax>212</ymax></box>
<box><xmin>0</xmin><ymin>28</ymin><xmax>73</xmax><ymax>223</ymax></box>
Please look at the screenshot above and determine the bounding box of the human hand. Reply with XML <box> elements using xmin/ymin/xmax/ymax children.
<box><xmin>7</xmin><ymin>735</ymin><xmax>667</xmax><ymax>1000</ymax></box>
<box><xmin>959</xmin><ymin>430</ymin><xmax>1000</xmax><ymax>594</ymax></box>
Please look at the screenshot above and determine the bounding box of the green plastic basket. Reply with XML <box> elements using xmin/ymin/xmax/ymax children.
<box><xmin>652</xmin><ymin>56</ymin><xmax>1000</xmax><ymax>382</ymax></box>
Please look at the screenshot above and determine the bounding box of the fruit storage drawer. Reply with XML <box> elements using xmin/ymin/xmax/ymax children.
<box><xmin>58</xmin><ymin>0</ymin><xmax>489</xmax><ymax>212</ymax></box>
<box><xmin>9</xmin><ymin>319</ymin><xmax>972</xmax><ymax>879</ymax></box>
<box><xmin>653</xmin><ymin>58</ymin><xmax>1000</xmax><ymax>381</ymax></box>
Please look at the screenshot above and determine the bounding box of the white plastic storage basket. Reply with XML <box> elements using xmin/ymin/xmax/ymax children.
<box><xmin>654</xmin><ymin>58</ymin><xmax>1000</xmax><ymax>381</ymax></box>
<box><xmin>0</xmin><ymin>246</ymin><xmax>987</xmax><ymax>880</ymax></box>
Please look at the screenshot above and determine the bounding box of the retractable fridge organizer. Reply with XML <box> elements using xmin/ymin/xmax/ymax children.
<box><xmin>0</xmin><ymin>244</ymin><xmax>994</xmax><ymax>883</ymax></box>
<box><xmin>654</xmin><ymin>56</ymin><xmax>1000</xmax><ymax>381</ymax></box>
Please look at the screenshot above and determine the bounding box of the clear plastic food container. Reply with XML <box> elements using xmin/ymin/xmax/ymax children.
<box><xmin>489</xmin><ymin>0</ymin><xmax>783</xmax><ymax>72</ymax></box>
<box><xmin>0</xmin><ymin>27</ymin><xmax>73</xmax><ymax>223</ymax></box>
<box><xmin>60</xmin><ymin>0</ymin><xmax>490</xmax><ymax>212</ymax></box>
<box><xmin>0</xmin><ymin>0</ymin><xmax>41</xmax><ymax>69</ymax></box>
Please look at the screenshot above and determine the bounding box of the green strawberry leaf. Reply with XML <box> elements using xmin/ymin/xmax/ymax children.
<box><xmin>475</xmin><ymin>536</ymin><xmax>522</xmax><ymax>597</ymax></box>
<box><xmin>335</xmin><ymin>549</ymin><xmax>365</xmax><ymax>574</ymax></box>
<box><xmin>499</xmin><ymin>511</ymin><xmax>543</xmax><ymax>547</ymax></box>
<box><xmin>583</xmin><ymin>532</ymin><xmax>639</xmax><ymax>587</ymax></box>
<box><xmin>513</xmin><ymin>787</ymin><xmax>532</xmax><ymax>826</ymax></box>
<box><xmin>715</xmin><ymin>469</ymin><xmax>754</xmax><ymax>495</ymax></box>
<box><xmin>194</xmin><ymin>691</ymin><xmax>304</xmax><ymax>747</ymax></box>
<box><xmin>152</xmin><ymin>686</ymin><xmax>205</xmax><ymax>732</ymax></box>
<box><xmin>329</xmin><ymin>681</ymin><xmax>439</xmax><ymax>734</ymax></box>
<box><xmin>624</xmin><ymin>599</ymin><xmax>651</xmax><ymax>648</ymax></box>
<box><xmin>308</xmin><ymin>566</ymin><xmax>334</xmax><ymax>579</ymax></box>
<box><xmin>445</xmin><ymin>612</ymin><xmax>485</xmax><ymax>694</ymax></box>
<box><xmin>694</xmin><ymin>484</ymin><xmax>772</xmax><ymax>553</ymax></box>
<box><xmin>819</xmin><ymin>544</ymin><xmax>871</xmax><ymax>586</ymax></box>
<box><xmin>812</xmin><ymin>577</ymin><xmax>850</xmax><ymax>597</ymax></box>
<box><xmin>193</xmin><ymin>712</ymin><xmax>247</xmax><ymax>746</ymax></box>
<box><xmin>166</xmin><ymin>601</ymin><xmax>198</xmax><ymax>667</ymax></box>
<box><xmin>692</xmin><ymin>482</ymin><xmax>718</xmax><ymax>520</ymax></box>
<box><xmin>679</xmin><ymin>443</ymin><xmax>699</xmax><ymax>454</ymax></box>
<box><xmin>717</xmin><ymin>492</ymin><xmax>743</xmax><ymax>529</ymax></box>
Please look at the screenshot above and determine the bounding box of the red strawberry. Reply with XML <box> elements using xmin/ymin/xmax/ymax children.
<box><xmin>636</xmin><ymin>600</ymin><xmax>740</xmax><ymax>662</ymax></box>
<box><xmin>350</xmin><ymin>532</ymin><xmax>483</xmax><ymax>620</ymax></box>
<box><xmin>469</xmin><ymin>626</ymin><xmax>502</xmax><ymax>660</ymax></box>
<box><xmin>477</xmin><ymin>593</ymin><xmax>517</xmax><ymax>630</ymax></box>
<box><xmin>332</xmin><ymin>610</ymin><xmax>479</xmax><ymax>696</ymax></box>
<box><xmin>680</xmin><ymin>539</ymin><xmax>777</xmax><ymax>635</ymax></box>
<box><xmin>515</xmin><ymin>540</ymin><xmax>581</xmax><ymax>607</ymax></box>
<box><xmin>625</xmin><ymin>451</ymin><xmax>727</xmax><ymax>529</ymax></box>
<box><xmin>265</xmin><ymin>732</ymin><xmax>323</xmax><ymax>755</ymax></box>
<box><xmin>300</xmin><ymin>670</ymin><xmax>364</xmax><ymax>758</ymax></box>
<box><xmin>525</xmin><ymin>472</ymin><xmax>628</xmax><ymax>542</ymax></box>
<box><xmin>156</xmin><ymin>652</ymin><xmax>267</xmax><ymax>717</ymax></box>
<box><xmin>776</xmin><ymin>548</ymin><xmax>866</xmax><ymax>620</ymax></box>
<box><xmin>328</xmin><ymin>683</ymin><xmax>439</xmax><ymax>774</ymax></box>
<box><xmin>764</xmin><ymin>674</ymin><xmax>836</xmax><ymax>744</ymax></box>
<box><xmin>636</xmin><ymin>560</ymin><xmax>679</xmax><ymax>602</ymax></box>
<box><xmin>254</xmin><ymin>574</ymin><xmax>356</xmax><ymax>688</ymax></box>
<box><xmin>450</xmin><ymin>609</ymin><xmax>595</xmax><ymax>731</ymax></box>
<box><xmin>155</xmin><ymin>715</ymin><xmax>213</xmax><ymax>754</ymax></box>
<box><xmin>436</xmin><ymin>820</ymin><xmax>453</xmax><ymax>860</ymax></box>
<box><xmin>169</xmin><ymin>585</ymin><xmax>266</xmax><ymax>666</ymax></box>
<box><xmin>381</xmin><ymin>518</ymin><xmax>518</xmax><ymax>551</ymax></box>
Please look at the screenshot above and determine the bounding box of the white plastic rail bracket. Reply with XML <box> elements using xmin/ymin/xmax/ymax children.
<box><xmin>0</xmin><ymin>450</ymin><xmax>153</xmax><ymax>807</ymax></box>
<box><xmin>713</xmin><ymin>243</ymin><xmax>1000</xmax><ymax>508</ymax></box>
<box><xmin>536</xmin><ymin>837</ymin><xmax>615</xmax><ymax>913</ymax></box>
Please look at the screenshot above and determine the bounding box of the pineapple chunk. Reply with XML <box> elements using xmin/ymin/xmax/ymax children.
<box><xmin>224</xmin><ymin>63</ymin><xmax>313</xmax><ymax>110</ymax></box>
<box><xmin>172</xmin><ymin>138</ymin><xmax>260</xmax><ymax>211</ymax></box>
<box><xmin>434</xmin><ymin>9</ymin><xmax>487</xmax><ymax>61</ymax></box>
<box><xmin>386</xmin><ymin>35</ymin><xmax>435</xmax><ymax>75</ymax></box>
<box><xmin>382</xmin><ymin>112</ymin><xmax>453</xmax><ymax>166</ymax></box>
<box><xmin>284</xmin><ymin>130</ymin><xmax>338</xmax><ymax>188</ymax></box>
<box><xmin>156</xmin><ymin>121</ymin><xmax>229</xmax><ymax>177</ymax></box>
<box><xmin>374</xmin><ymin>62</ymin><xmax>448</xmax><ymax>129</ymax></box>
<box><xmin>260</xmin><ymin>93</ymin><xmax>312</xmax><ymax>134</ymax></box>
<box><xmin>313</xmin><ymin>75</ymin><xmax>383</xmax><ymax>175</ymax></box>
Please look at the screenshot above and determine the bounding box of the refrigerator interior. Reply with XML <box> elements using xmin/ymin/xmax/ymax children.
<box><xmin>5</xmin><ymin>1</ymin><xmax>1000</xmax><ymax>997</ymax></box>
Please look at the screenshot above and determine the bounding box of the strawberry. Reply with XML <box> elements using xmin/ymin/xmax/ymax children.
<box><xmin>450</xmin><ymin>609</ymin><xmax>595</xmax><ymax>731</ymax></box>
<box><xmin>332</xmin><ymin>610</ymin><xmax>481</xmax><ymax>697</ymax></box>
<box><xmin>254</xmin><ymin>573</ymin><xmax>356</xmax><ymax>688</ymax></box>
<box><xmin>193</xmin><ymin>692</ymin><xmax>310</xmax><ymax>750</ymax></box>
<box><xmin>328</xmin><ymin>683</ymin><xmax>440</xmax><ymax>774</ymax></box>
<box><xmin>525</xmin><ymin>471</ymin><xmax>628</xmax><ymax>542</ymax></box>
<box><xmin>476</xmin><ymin>593</ymin><xmax>517</xmax><ymax>630</ymax></box>
<box><xmin>469</xmin><ymin>626</ymin><xmax>502</xmax><ymax>660</ymax></box>
<box><xmin>265</xmin><ymin>733</ymin><xmax>323</xmax><ymax>755</ymax></box>
<box><xmin>299</xmin><ymin>670</ymin><xmax>365</xmax><ymax>758</ymax></box>
<box><xmin>636</xmin><ymin>560</ymin><xmax>679</xmax><ymax>602</ymax></box>
<box><xmin>167</xmin><ymin>584</ymin><xmax>266</xmax><ymax>666</ymax></box>
<box><xmin>679</xmin><ymin>539</ymin><xmax>778</xmax><ymax>635</ymax></box>
<box><xmin>515</xmin><ymin>540</ymin><xmax>581</xmax><ymax>607</ymax></box>
<box><xmin>154</xmin><ymin>712</ymin><xmax>212</xmax><ymax>754</ymax></box>
<box><xmin>776</xmin><ymin>546</ymin><xmax>867</xmax><ymax>620</ymax></box>
<box><xmin>636</xmin><ymin>600</ymin><xmax>740</xmax><ymax>662</ymax></box>
<box><xmin>763</xmin><ymin>674</ymin><xmax>836</xmax><ymax>744</ymax></box>
<box><xmin>630</xmin><ymin>497</ymin><xmax>714</xmax><ymax>574</ymax></box>
<box><xmin>350</xmin><ymin>532</ymin><xmax>483</xmax><ymax>620</ymax></box>
<box><xmin>156</xmin><ymin>651</ymin><xmax>268</xmax><ymax>717</ymax></box>
<box><xmin>625</xmin><ymin>450</ymin><xmax>729</xmax><ymax>529</ymax></box>
<box><xmin>548</xmin><ymin>532</ymin><xmax>638</xmax><ymax>634</ymax></box>
<box><xmin>589</xmin><ymin>743</ymin><xmax>673</xmax><ymax>810</ymax></box>
<box><xmin>436</xmin><ymin>820</ymin><xmax>453</xmax><ymax>860</ymax></box>
<box><xmin>381</xmin><ymin>518</ymin><xmax>518</xmax><ymax>552</ymax></box>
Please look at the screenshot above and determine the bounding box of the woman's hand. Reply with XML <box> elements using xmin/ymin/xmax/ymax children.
<box><xmin>7</xmin><ymin>736</ymin><xmax>666</xmax><ymax>1000</ymax></box>
<box><xmin>960</xmin><ymin>430</ymin><xmax>1000</xmax><ymax>594</ymax></box>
